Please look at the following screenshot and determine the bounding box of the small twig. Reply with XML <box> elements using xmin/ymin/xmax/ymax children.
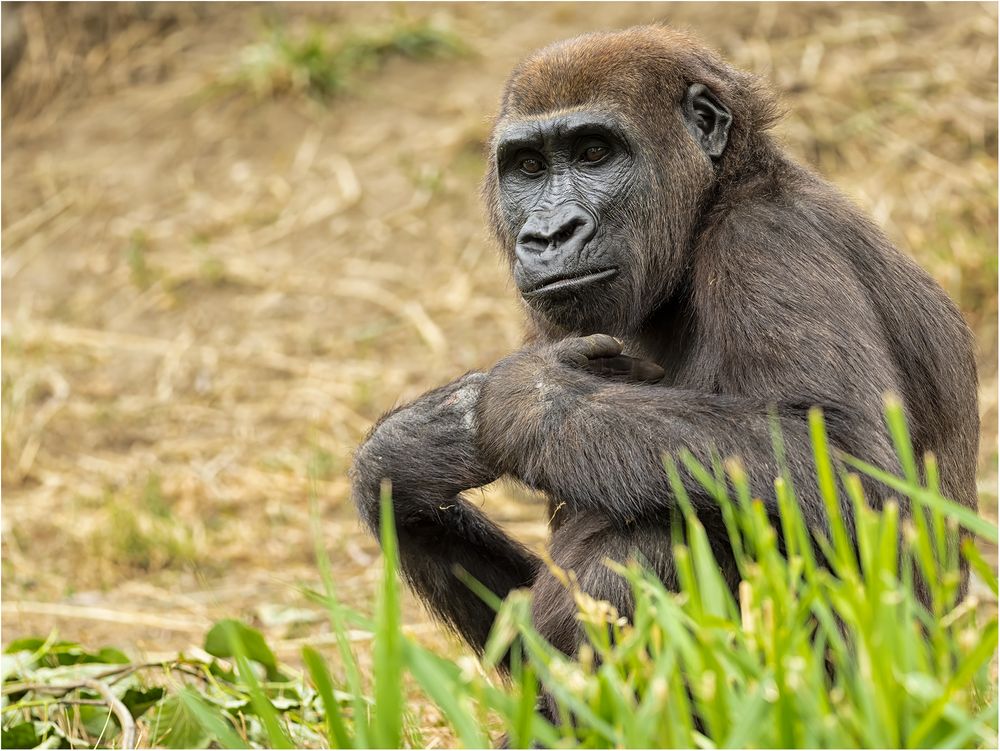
<box><xmin>54</xmin><ymin>698</ymin><xmax>109</xmax><ymax>707</ymax></box>
<box><xmin>2</xmin><ymin>698</ymin><xmax>106</xmax><ymax>712</ymax></box>
<box><xmin>167</xmin><ymin>663</ymin><xmax>214</xmax><ymax>683</ymax></box>
<box><xmin>3</xmin><ymin>661</ymin><xmax>176</xmax><ymax>696</ymax></box>
<box><xmin>329</xmin><ymin>279</ymin><xmax>446</xmax><ymax>353</ymax></box>
<box><xmin>2</xmin><ymin>683</ymin><xmax>82</xmax><ymax>696</ymax></box>
<box><xmin>1</xmin><ymin>192</ymin><xmax>71</xmax><ymax>248</ymax></box>
<box><xmin>83</xmin><ymin>679</ymin><xmax>136</xmax><ymax>750</ymax></box>
<box><xmin>98</xmin><ymin>663</ymin><xmax>146</xmax><ymax>685</ymax></box>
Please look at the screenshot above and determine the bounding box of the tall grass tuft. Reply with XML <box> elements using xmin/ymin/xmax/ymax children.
<box><xmin>226</xmin><ymin>17</ymin><xmax>466</xmax><ymax>102</ymax></box>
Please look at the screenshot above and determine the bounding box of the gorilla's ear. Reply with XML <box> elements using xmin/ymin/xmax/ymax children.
<box><xmin>683</xmin><ymin>84</ymin><xmax>732</xmax><ymax>160</ymax></box>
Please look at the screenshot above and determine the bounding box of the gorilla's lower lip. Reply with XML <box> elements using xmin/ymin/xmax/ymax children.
<box><xmin>524</xmin><ymin>268</ymin><xmax>618</xmax><ymax>297</ymax></box>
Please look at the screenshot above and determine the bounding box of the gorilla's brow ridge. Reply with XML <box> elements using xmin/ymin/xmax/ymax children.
<box><xmin>494</xmin><ymin>110</ymin><xmax>629</xmax><ymax>160</ymax></box>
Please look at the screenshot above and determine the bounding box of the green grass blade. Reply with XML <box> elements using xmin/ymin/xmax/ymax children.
<box><xmin>808</xmin><ymin>408</ymin><xmax>857</xmax><ymax>571</ymax></box>
<box><xmin>309</xmin><ymin>490</ymin><xmax>371</xmax><ymax>747</ymax></box>
<box><xmin>883</xmin><ymin>394</ymin><xmax>919</xmax><ymax>483</ymax></box>
<box><xmin>225</xmin><ymin>623</ymin><xmax>295</xmax><ymax>749</ymax></box>
<box><xmin>962</xmin><ymin>538</ymin><xmax>999</xmax><ymax>597</ymax></box>
<box><xmin>404</xmin><ymin>645</ymin><xmax>488</xmax><ymax>748</ymax></box>
<box><xmin>721</xmin><ymin>679</ymin><xmax>772</xmax><ymax>748</ymax></box>
<box><xmin>302</xmin><ymin>645</ymin><xmax>353</xmax><ymax>749</ymax></box>
<box><xmin>509</xmin><ymin>644</ymin><xmax>540</xmax><ymax>750</ymax></box>
<box><xmin>841</xmin><ymin>455</ymin><xmax>997</xmax><ymax>542</ymax></box>
<box><xmin>908</xmin><ymin>620</ymin><xmax>1000</xmax><ymax>747</ymax></box>
<box><xmin>373</xmin><ymin>481</ymin><xmax>404</xmax><ymax>748</ymax></box>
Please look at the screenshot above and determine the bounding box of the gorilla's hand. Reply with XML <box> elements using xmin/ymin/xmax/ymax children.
<box><xmin>352</xmin><ymin>372</ymin><xmax>501</xmax><ymax>528</ymax></box>
<box><xmin>548</xmin><ymin>334</ymin><xmax>665</xmax><ymax>383</ymax></box>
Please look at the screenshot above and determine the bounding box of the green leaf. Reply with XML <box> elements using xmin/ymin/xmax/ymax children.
<box><xmin>3</xmin><ymin>638</ymin><xmax>47</xmax><ymax>655</ymax></box>
<box><xmin>78</xmin><ymin>704</ymin><xmax>116</xmax><ymax>739</ymax></box>
<box><xmin>204</xmin><ymin>618</ymin><xmax>282</xmax><ymax>680</ymax></box>
<box><xmin>17</xmin><ymin>639</ymin><xmax>128</xmax><ymax>666</ymax></box>
<box><xmin>93</xmin><ymin>647</ymin><xmax>130</xmax><ymax>664</ymax></box>
<box><xmin>122</xmin><ymin>686</ymin><xmax>166</xmax><ymax>719</ymax></box>
<box><xmin>2</xmin><ymin>651</ymin><xmax>35</xmax><ymax>681</ymax></box>
<box><xmin>151</xmin><ymin>695</ymin><xmax>211</xmax><ymax>749</ymax></box>
<box><xmin>176</xmin><ymin>688</ymin><xmax>249</xmax><ymax>749</ymax></box>
<box><xmin>1</xmin><ymin>722</ymin><xmax>39</xmax><ymax>749</ymax></box>
<box><xmin>31</xmin><ymin>722</ymin><xmax>70</xmax><ymax>750</ymax></box>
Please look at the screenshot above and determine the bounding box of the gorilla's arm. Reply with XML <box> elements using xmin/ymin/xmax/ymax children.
<box><xmin>351</xmin><ymin>373</ymin><xmax>541</xmax><ymax>654</ymax></box>
<box><xmin>475</xmin><ymin>334</ymin><xmax>898</xmax><ymax>533</ymax></box>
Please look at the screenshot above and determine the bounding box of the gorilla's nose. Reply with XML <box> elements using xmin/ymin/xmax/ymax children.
<box><xmin>515</xmin><ymin>205</ymin><xmax>596</xmax><ymax>265</ymax></box>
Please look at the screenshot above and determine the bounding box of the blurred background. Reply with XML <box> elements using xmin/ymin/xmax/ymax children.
<box><xmin>2</xmin><ymin>0</ymin><xmax>997</xmax><ymax>715</ymax></box>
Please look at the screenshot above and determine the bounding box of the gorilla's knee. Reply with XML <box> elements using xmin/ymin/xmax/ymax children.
<box><xmin>531</xmin><ymin>516</ymin><xmax>676</xmax><ymax>656</ymax></box>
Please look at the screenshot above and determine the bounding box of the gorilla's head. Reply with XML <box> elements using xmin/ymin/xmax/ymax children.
<box><xmin>482</xmin><ymin>26</ymin><xmax>778</xmax><ymax>337</ymax></box>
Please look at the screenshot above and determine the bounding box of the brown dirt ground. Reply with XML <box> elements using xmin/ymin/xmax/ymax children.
<box><xmin>2</xmin><ymin>3</ymin><xmax>997</xmax><ymax>744</ymax></box>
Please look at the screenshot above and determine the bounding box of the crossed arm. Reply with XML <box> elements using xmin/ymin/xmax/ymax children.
<box><xmin>473</xmin><ymin>335</ymin><xmax>894</xmax><ymax>532</ymax></box>
<box><xmin>351</xmin><ymin>334</ymin><xmax>897</xmax><ymax>654</ymax></box>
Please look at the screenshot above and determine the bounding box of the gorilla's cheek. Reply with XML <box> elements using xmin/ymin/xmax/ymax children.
<box><xmin>499</xmin><ymin>186</ymin><xmax>537</xmax><ymax>241</ymax></box>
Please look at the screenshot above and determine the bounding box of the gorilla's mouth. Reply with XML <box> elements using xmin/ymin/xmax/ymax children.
<box><xmin>523</xmin><ymin>267</ymin><xmax>618</xmax><ymax>298</ymax></box>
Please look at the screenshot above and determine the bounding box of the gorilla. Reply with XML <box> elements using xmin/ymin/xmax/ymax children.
<box><xmin>351</xmin><ymin>26</ymin><xmax>978</xmax><ymax>664</ymax></box>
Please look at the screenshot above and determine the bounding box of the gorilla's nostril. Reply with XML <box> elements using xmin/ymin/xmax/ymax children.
<box><xmin>552</xmin><ymin>218</ymin><xmax>584</xmax><ymax>245</ymax></box>
<box><xmin>520</xmin><ymin>232</ymin><xmax>548</xmax><ymax>252</ymax></box>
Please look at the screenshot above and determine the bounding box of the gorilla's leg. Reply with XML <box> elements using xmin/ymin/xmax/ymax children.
<box><xmin>531</xmin><ymin>513</ymin><xmax>679</xmax><ymax>657</ymax></box>
<box><xmin>525</xmin><ymin>514</ymin><xmax>677</xmax><ymax>725</ymax></box>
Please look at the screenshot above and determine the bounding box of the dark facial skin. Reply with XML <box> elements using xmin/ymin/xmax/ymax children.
<box><xmin>495</xmin><ymin>88</ymin><xmax>730</xmax><ymax>336</ymax></box>
<box><xmin>496</xmin><ymin>112</ymin><xmax>635</xmax><ymax>303</ymax></box>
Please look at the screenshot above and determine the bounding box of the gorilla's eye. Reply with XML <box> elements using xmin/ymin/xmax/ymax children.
<box><xmin>520</xmin><ymin>157</ymin><xmax>544</xmax><ymax>175</ymax></box>
<box><xmin>582</xmin><ymin>144</ymin><xmax>609</xmax><ymax>163</ymax></box>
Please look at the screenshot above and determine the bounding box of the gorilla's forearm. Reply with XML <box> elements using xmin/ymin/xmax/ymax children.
<box><xmin>351</xmin><ymin>373</ymin><xmax>541</xmax><ymax>655</ymax></box>
<box><xmin>353</xmin><ymin>464</ymin><xmax>541</xmax><ymax>653</ymax></box>
<box><xmin>476</xmin><ymin>357</ymin><xmax>893</xmax><ymax>531</ymax></box>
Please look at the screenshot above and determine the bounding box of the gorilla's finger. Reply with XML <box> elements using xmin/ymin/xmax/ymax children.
<box><xmin>580</xmin><ymin>334</ymin><xmax>623</xmax><ymax>359</ymax></box>
<box><xmin>584</xmin><ymin>355</ymin><xmax>666</xmax><ymax>383</ymax></box>
<box><xmin>556</xmin><ymin>334</ymin><xmax>622</xmax><ymax>365</ymax></box>
<box><xmin>581</xmin><ymin>355</ymin><xmax>635</xmax><ymax>376</ymax></box>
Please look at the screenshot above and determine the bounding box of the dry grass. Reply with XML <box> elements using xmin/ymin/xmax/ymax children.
<box><xmin>2</xmin><ymin>3</ymin><xmax>997</xmax><ymax>742</ymax></box>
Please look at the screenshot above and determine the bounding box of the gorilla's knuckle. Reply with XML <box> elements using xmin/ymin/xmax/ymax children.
<box><xmin>585</xmin><ymin>334</ymin><xmax>623</xmax><ymax>359</ymax></box>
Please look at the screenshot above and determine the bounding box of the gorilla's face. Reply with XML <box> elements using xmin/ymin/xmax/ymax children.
<box><xmin>494</xmin><ymin>111</ymin><xmax>640</xmax><ymax>334</ymax></box>
<box><xmin>492</xmin><ymin>85</ymin><xmax>730</xmax><ymax>336</ymax></box>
